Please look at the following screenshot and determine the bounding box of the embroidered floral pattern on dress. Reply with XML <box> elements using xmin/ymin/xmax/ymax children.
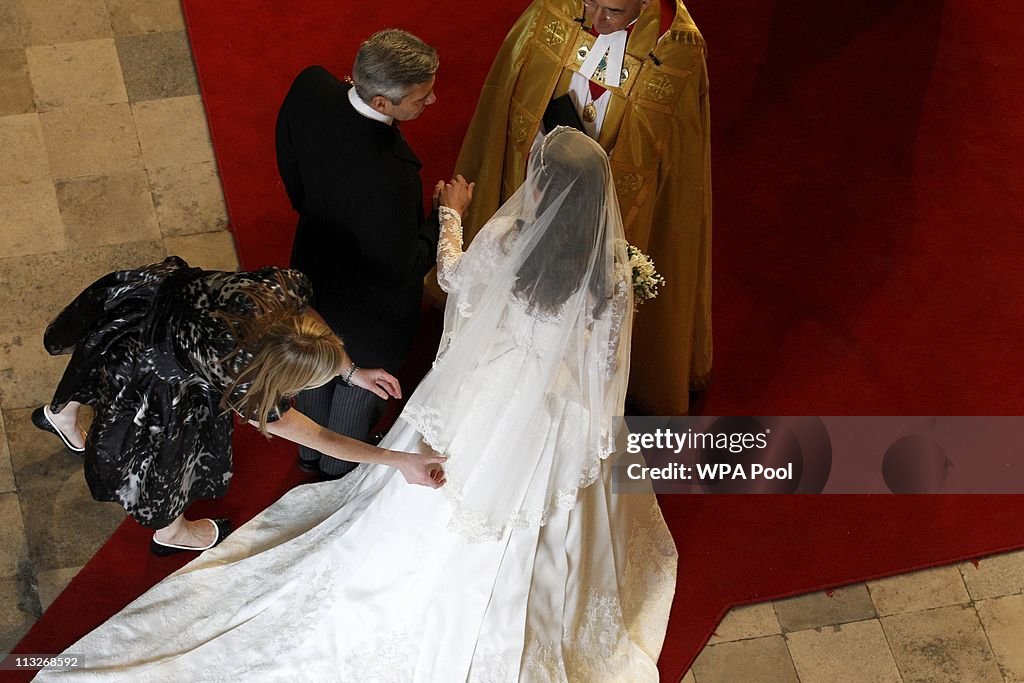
<box><xmin>525</xmin><ymin>635</ymin><xmax>566</xmax><ymax>682</ymax></box>
<box><xmin>520</xmin><ymin>503</ymin><xmax>675</xmax><ymax>683</ymax></box>
<box><xmin>524</xmin><ymin>588</ymin><xmax>652</xmax><ymax>682</ymax></box>
<box><xmin>338</xmin><ymin>630</ymin><xmax>415</xmax><ymax>682</ymax></box>
<box><xmin>565</xmin><ymin>589</ymin><xmax>632</xmax><ymax>678</ymax></box>
<box><xmin>621</xmin><ymin>501</ymin><xmax>679</xmax><ymax>654</ymax></box>
<box><xmin>468</xmin><ymin>652</ymin><xmax>515</xmax><ymax>683</ymax></box>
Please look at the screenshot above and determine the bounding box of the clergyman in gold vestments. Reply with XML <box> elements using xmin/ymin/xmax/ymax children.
<box><xmin>453</xmin><ymin>0</ymin><xmax>712</xmax><ymax>414</ymax></box>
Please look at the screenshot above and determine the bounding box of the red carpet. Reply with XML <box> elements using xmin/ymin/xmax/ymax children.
<box><xmin>13</xmin><ymin>1</ymin><xmax>1024</xmax><ymax>681</ymax></box>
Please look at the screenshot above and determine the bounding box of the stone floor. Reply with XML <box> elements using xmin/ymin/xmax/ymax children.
<box><xmin>1</xmin><ymin>1</ymin><xmax>1023</xmax><ymax>681</ymax></box>
<box><xmin>0</xmin><ymin>0</ymin><xmax>235</xmax><ymax>657</ymax></box>
<box><xmin>685</xmin><ymin>558</ymin><xmax>1024</xmax><ymax>683</ymax></box>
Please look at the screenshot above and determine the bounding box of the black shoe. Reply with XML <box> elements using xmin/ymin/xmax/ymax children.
<box><xmin>297</xmin><ymin>456</ymin><xmax>320</xmax><ymax>473</ymax></box>
<box><xmin>150</xmin><ymin>518</ymin><xmax>232</xmax><ymax>557</ymax></box>
<box><xmin>31</xmin><ymin>406</ymin><xmax>86</xmax><ymax>453</ymax></box>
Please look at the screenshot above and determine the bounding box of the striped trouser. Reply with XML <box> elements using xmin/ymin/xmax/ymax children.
<box><xmin>294</xmin><ymin>379</ymin><xmax>387</xmax><ymax>476</ymax></box>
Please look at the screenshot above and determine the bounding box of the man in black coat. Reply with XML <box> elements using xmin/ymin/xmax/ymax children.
<box><xmin>276</xmin><ymin>30</ymin><xmax>444</xmax><ymax>477</ymax></box>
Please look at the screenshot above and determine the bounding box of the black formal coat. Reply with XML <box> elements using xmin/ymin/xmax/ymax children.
<box><xmin>276</xmin><ymin>66</ymin><xmax>439</xmax><ymax>373</ymax></box>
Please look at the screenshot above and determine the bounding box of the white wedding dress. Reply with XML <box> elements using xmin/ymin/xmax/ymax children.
<box><xmin>37</xmin><ymin>129</ymin><xmax>679</xmax><ymax>682</ymax></box>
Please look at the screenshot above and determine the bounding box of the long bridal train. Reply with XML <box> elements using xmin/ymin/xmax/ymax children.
<box><xmin>37</xmin><ymin>418</ymin><xmax>677</xmax><ymax>682</ymax></box>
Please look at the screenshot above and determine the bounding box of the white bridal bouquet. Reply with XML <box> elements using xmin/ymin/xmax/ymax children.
<box><xmin>626</xmin><ymin>244</ymin><xmax>665</xmax><ymax>304</ymax></box>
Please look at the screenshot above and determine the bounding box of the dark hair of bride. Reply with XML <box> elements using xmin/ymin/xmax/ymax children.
<box><xmin>513</xmin><ymin>129</ymin><xmax>612</xmax><ymax>318</ymax></box>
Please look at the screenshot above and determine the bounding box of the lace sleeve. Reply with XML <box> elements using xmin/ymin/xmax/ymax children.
<box><xmin>436</xmin><ymin>206</ymin><xmax>464</xmax><ymax>293</ymax></box>
<box><xmin>601</xmin><ymin>263</ymin><xmax>631</xmax><ymax>378</ymax></box>
<box><xmin>437</xmin><ymin>210</ymin><xmax>515</xmax><ymax>294</ymax></box>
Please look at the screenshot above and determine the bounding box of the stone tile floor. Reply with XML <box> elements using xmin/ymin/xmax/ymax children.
<box><xmin>1</xmin><ymin>1</ymin><xmax>1022</xmax><ymax>680</ymax></box>
<box><xmin>0</xmin><ymin>0</ymin><xmax>234</xmax><ymax>656</ymax></box>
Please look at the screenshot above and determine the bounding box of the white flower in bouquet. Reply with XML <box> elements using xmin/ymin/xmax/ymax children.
<box><xmin>626</xmin><ymin>244</ymin><xmax>665</xmax><ymax>304</ymax></box>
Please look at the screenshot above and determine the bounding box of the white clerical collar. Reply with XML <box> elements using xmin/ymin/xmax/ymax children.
<box><xmin>579</xmin><ymin>28</ymin><xmax>629</xmax><ymax>88</ymax></box>
<box><xmin>348</xmin><ymin>86</ymin><xmax>393</xmax><ymax>125</ymax></box>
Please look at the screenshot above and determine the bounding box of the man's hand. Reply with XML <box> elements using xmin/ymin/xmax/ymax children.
<box><xmin>439</xmin><ymin>174</ymin><xmax>475</xmax><ymax>217</ymax></box>
<box><xmin>393</xmin><ymin>451</ymin><xmax>448</xmax><ymax>488</ymax></box>
<box><xmin>350</xmin><ymin>367</ymin><xmax>402</xmax><ymax>400</ymax></box>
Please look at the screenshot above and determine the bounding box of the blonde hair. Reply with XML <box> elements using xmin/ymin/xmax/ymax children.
<box><xmin>216</xmin><ymin>278</ymin><xmax>345</xmax><ymax>435</ymax></box>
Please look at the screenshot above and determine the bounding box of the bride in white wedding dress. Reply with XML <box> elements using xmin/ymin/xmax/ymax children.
<box><xmin>37</xmin><ymin>127</ymin><xmax>677</xmax><ymax>682</ymax></box>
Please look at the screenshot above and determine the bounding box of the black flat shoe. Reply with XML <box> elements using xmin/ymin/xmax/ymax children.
<box><xmin>31</xmin><ymin>406</ymin><xmax>86</xmax><ymax>453</ymax></box>
<box><xmin>297</xmin><ymin>456</ymin><xmax>320</xmax><ymax>473</ymax></box>
<box><xmin>150</xmin><ymin>518</ymin><xmax>232</xmax><ymax>557</ymax></box>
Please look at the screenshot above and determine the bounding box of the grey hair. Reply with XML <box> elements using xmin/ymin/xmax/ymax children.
<box><xmin>352</xmin><ymin>29</ymin><xmax>439</xmax><ymax>104</ymax></box>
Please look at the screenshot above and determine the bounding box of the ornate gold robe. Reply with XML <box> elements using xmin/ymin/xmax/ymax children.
<box><xmin>453</xmin><ymin>0</ymin><xmax>712</xmax><ymax>415</ymax></box>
